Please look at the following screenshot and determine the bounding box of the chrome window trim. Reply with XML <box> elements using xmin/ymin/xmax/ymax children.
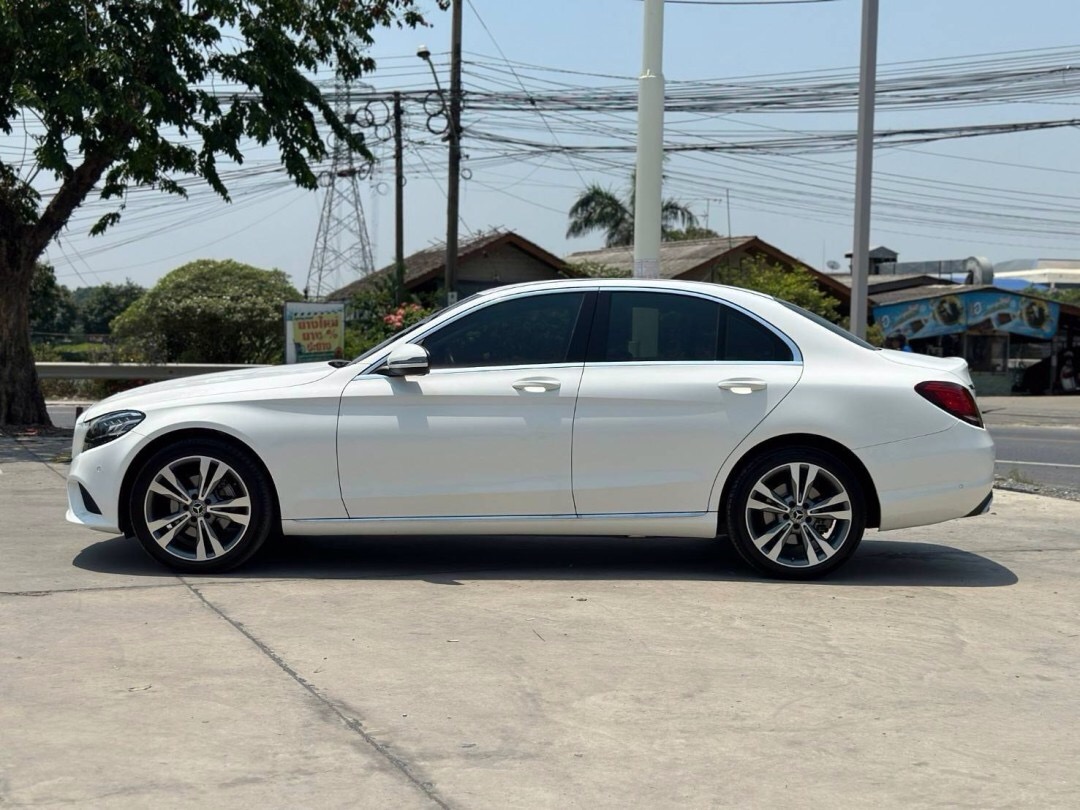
<box><xmin>352</xmin><ymin>283</ymin><xmax>803</xmax><ymax>377</ymax></box>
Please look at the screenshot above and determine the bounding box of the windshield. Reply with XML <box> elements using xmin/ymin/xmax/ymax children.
<box><xmin>777</xmin><ymin>299</ymin><xmax>880</xmax><ymax>350</ymax></box>
<box><xmin>347</xmin><ymin>293</ymin><xmax>484</xmax><ymax>366</ymax></box>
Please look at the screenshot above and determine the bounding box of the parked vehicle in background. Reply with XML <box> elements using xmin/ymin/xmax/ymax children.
<box><xmin>66</xmin><ymin>279</ymin><xmax>994</xmax><ymax>580</ymax></box>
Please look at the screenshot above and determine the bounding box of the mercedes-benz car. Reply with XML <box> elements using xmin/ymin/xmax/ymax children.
<box><xmin>66</xmin><ymin>279</ymin><xmax>995</xmax><ymax>579</ymax></box>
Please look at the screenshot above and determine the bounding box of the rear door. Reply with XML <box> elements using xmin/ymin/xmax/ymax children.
<box><xmin>571</xmin><ymin>289</ymin><xmax>802</xmax><ymax>516</ymax></box>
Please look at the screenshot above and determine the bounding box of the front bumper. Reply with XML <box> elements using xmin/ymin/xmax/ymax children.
<box><xmin>65</xmin><ymin>428</ymin><xmax>143</xmax><ymax>535</ymax></box>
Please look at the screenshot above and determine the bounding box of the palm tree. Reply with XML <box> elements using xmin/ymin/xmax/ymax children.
<box><xmin>566</xmin><ymin>179</ymin><xmax>699</xmax><ymax>247</ymax></box>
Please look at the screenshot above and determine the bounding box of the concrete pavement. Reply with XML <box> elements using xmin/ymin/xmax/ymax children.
<box><xmin>2</xmin><ymin>429</ymin><xmax>1080</xmax><ymax>808</ymax></box>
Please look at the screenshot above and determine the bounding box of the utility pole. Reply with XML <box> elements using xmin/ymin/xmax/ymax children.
<box><xmin>393</xmin><ymin>91</ymin><xmax>405</xmax><ymax>305</ymax></box>
<box><xmin>445</xmin><ymin>0</ymin><xmax>463</xmax><ymax>304</ymax></box>
<box><xmin>850</xmin><ymin>0</ymin><xmax>879</xmax><ymax>339</ymax></box>
<box><xmin>726</xmin><ymin>189</ymin><xmax>734</xmax><ymax>274</ymax></box>
<box><xmin>633</xmin><ymin>0</ymin><xmax>664</xmax><ymax>279</ymax></box>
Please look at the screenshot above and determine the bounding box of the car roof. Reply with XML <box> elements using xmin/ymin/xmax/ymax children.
<box><xmin>476</xmin><ymin>277</ymin><xmax>776</xmax><ymax>301</ymax></box>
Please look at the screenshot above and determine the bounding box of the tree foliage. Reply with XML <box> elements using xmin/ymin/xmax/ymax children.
<box><xmin>565</xmin><ymin>259</ymin><xmax>630</xmax><ymax>279</ymax></box>
<box><xmin>112</xmin><ymin>259</ymin><xmax>300</xmax><ymax>364</ymax></box>
<box><xmin>0</xmin><ymin>0</ymin><xmax>443</xmax><ymax>425</ymax></box>
<box><xmin>344</xmin><ymin>275</ymin><xmax>438</xmax><ymax>357</ymax></box>
<box><xmin>665</xmin><ymin>226</ymin><xmax>721</xmax><ymax>242</ymax></box>
<box><xmin>28</xmin><ymin>263</ymin><xmax>77</xmax><ymax>336</ymax></box>
<box><xmin>566</xmin><ymin>182</ymin><xmax>698</xmax><ymax>247</ymax></box>
<box><xmin>73</xmin><ymin>281</ymin><xmax>146</xmax><ymax>334</ymax></box>
<box><xmin>1024</xmin><ymin>285</ymin><xmax>1080</xmax><ymax>306</ymax></box>
<box><xmin>711</xmin><ymin>257</ymin><xmax>841</xmax><ymax>321</ymax></box>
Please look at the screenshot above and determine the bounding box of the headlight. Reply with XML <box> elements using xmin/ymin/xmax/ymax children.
<box><xmin>84</xmin><ymin>410</ymin><xmax>145</xmax><ymax>450</ymax></box>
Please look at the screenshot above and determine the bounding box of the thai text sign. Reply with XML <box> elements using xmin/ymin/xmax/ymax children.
<box><xmin>285</xmin><ymin>302</ymin><xmax>346</xmax><ymax>363</ymax></box>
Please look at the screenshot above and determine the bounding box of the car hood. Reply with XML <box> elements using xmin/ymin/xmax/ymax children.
<box><xmin>880</xmin><ymin>350</ymin><xmax>973</xmax><ymax>385</ymax></box>
<box><xmin>81</xmin><ymin>363</ymin><xmax>340</xmax><ymax>420</ymax></box>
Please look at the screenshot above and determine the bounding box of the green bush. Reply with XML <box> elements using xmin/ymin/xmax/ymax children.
<box><xmin>112</xmin><ymin>259</ymin><xmax>300</xmax><ymax>364</ymax></box>
<box><xmin>344</xmin><ymin>277</ymin><xmax>438</xmax><ymax>357</ymax></box>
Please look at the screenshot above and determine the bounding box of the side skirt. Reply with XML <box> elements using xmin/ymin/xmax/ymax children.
<box><xmin>282</xmin><ymin>512</ymin><xmax>717</xmax><ymax>538</ymax></box>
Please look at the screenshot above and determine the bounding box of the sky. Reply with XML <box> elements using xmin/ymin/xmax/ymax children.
<box><xmin>14</xmin><ymin>0</ymin><xmax>1080</xmax><ymax>294</ymax></box>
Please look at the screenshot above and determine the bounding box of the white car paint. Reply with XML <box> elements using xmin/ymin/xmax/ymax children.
<box><xmin>337</xmin><ymin>363</ymin><xmax>583</xmax><ymax>518</ymax></box>
<box><xmin>66</xmin><ymin>278</ymin><xmax>994</xmax><ymax>573</ymax></box>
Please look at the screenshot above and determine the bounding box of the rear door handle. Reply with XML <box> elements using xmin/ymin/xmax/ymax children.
<box><xmin>718</xmin><ymin>378</ymin><xmax>767</xmax><ymax>394</ymax></box>
<box><xmin>513</xmin><ymin>377</ymin><xmax>562</xmax><ymax>393</ymax></box>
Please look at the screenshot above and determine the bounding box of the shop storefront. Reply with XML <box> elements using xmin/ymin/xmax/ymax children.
<box><xmin>872</xmin><ymin>286</ymin><xmax>1077</xmax><ymax>395</ymax></box>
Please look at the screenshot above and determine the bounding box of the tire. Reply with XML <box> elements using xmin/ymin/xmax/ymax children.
<box><xmin>725</xmin><ymin>446</ymin><xmax>866</xmax><ymax>580</ymax></box>
<box><xmin>128</xmin><ymin>438</ymin><xmax>276</xmax><ymax>573</ymax></box>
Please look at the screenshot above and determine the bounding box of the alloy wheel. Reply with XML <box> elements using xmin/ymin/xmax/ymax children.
<box><xmin>142</xmin><ymin>455</ymin><xmax>252</xmax><ymax>563</ymax></box>
<box><xmin>743</xmin><ymin>462</ymin><xmax>853</xmax><ymax>569</ymax></box>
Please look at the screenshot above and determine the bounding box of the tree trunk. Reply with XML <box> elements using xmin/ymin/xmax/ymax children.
<box><xmin>0</xmin><ymin>256</ymin><xmax>51</xmax><ymax>426</ymax></box>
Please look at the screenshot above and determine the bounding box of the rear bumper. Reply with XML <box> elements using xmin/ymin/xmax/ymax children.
<box><xmin>965</xmin><ymin>490</ymin><xmax>994</xmax><ymax>518</ymax></box>
<box><xmin>857</xmin><ymin>422</ymin><xmax>995</xmax><ymax>532</ymax></box>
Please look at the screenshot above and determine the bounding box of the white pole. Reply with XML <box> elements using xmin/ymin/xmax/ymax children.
<box><xmin>850</xmin><ymin>0</ymin><xmax>879</xmax><ymax>338</ymax></box>
<box><xmin>633</xmin><ymin>0</ymin><xmax>665</xmax><ymax>279</ymax></box>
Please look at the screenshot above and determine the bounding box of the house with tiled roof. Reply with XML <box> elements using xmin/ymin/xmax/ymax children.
<box><xmin>326</xmin><ymin>230</ymin><xmax>575</xmax><ymax>301</ymax></box>
<box><xmin>565</xmin><ymin>235</ymin><xmax>850</xmax><ymax>310</ymax></box>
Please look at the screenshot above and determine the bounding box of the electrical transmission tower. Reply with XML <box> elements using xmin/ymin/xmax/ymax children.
<box><xmin>306</xmin><ymin>81</ymin><xmax>376</xmax><ymax>300</ymax></box>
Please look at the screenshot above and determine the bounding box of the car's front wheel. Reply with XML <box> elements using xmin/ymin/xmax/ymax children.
<box><xmin>129</xmin><ymin>438</ymin><xmax>275</xmax><ymax>573</ymax></box>
<box><xmin>726</xmin><ymin>447</ymin><xmax>866</xmax><ymax>580</ymax></box>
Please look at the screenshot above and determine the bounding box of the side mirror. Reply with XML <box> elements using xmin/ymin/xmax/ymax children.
<box><xmin>383</xmin><ymin>343</ymin><xmax>430</xmax><ymax>377</ymax></box>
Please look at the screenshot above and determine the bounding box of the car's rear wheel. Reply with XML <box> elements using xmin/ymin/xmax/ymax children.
<box><xmin>129</xmin><ymin>438</ymin><xmax>275</xmax><ymax>573</ymax></box>
<box><xmin>725</xmin><ymin>447</ymin><xmax>865</xmax><ymax>580</ymax></box>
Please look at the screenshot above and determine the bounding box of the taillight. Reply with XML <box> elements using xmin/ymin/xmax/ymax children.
<box><xmin>915</xmin><ymin>381</ymin><xmax>983</xmax><ymax>428</ymax></box>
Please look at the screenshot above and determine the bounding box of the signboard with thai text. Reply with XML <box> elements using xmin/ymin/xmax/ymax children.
<box><xmin>284</xmin><ymin>302</ymin><xmax>346</xmax><ymax>363</ymax></box>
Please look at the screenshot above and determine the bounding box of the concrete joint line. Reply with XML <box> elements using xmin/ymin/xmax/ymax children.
<box><xmin>181</xmin><ymin>579</ymin><xmax>453</xmax><ymax>810</ymax></box>
<box><xmin>0</xmin><ymin>583</ymin><xmax>186</xmax><ymax>598</ymax></box>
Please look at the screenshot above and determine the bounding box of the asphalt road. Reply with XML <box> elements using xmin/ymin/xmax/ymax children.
<box><xmin>48</xmin><ymin>402</ymin><xmax>83</xmax><ymax>429</ymax></box>
<box><xmin>990</xmin><ymin>425</ymin><xmax>1080</xmax><ymax>489</ymax></box>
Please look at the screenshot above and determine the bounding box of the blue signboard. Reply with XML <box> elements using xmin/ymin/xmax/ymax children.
<box><xmin>873</xmin><ymin>291</ymin><xmax>1058</xmax><ymax>341</ymax></box>
<box><xmin>964</xmin><ymin>291</ymin><xmax>1058</xmax><ymax>339</ymax></box>
<box><xmin>873</xmin><ymin>294</ymin><xmax>967</xmax><ymax>340</ymax></box>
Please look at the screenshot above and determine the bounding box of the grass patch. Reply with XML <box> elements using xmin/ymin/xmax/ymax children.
<box><xmin>1005</xmin><ymin>468</ymin><xmax>1037</xmax><ymax>485</ymax></box>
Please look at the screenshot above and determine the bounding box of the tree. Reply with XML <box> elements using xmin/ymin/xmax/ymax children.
<box><xmin>28</xmin><ymin>263</ymin><xmax>77</xmax><ymax>337</ymax></box>
<box><xmin>711</xmin><ymin>257</ymin><xmax>841</xmax><ymax>322</ymax></box>
<box><xmin>74</xmin><ymin>281</ymin><xmax>146</xmax><ymax>335</ymax></box>
<box><xmin>344</xmin><ymin>275</ymin><xmax>437</xmax><ymax>356</ymax></box>
<box><xmin>665</xmin><ymin>226</ymin><xmax>721</xmax><ymax>242</ymax></box>
<box><xmin>566</xmin><ymin>181</ymin><xmax>698</xmax><ymax>247</ymax></box>
<box><xmin>1024</xmin><ymin>285</ymin><xmax>1080</xmax><ymax>307</ymax></box>
<box><xmin>0</xmin><ymin>1</ymin><xmax>443</xmax><ymax>426</ymax></box>
<box><xmin>111</xmin><ymin>259</ymin><xmax>301</xmax><ymax>364</ymax></box>
<box><xmin>565</xmin><ymin>260</ymin><xmax>630</xmax><ymax>279</ymax></box>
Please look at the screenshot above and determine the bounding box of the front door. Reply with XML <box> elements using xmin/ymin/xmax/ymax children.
<box><xmin>572</xmin><ymin>289</ymin><xmax>802</xmax><ymax>515</ymax></box>
<box><xmin>337</xmin><ymin>290</ymin><xmax>594</xmax><ymax>519</ymax></box>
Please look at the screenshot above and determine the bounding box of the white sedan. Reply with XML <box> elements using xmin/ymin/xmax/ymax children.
<box><xmin>66</xmin><ymin>279</ymin><xmax>994</xmax><ymax>579</ymax></box>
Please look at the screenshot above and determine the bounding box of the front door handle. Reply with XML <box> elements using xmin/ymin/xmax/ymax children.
<box><xmin>718</xmin><ymin>378</ymin><xmax>767</xmax><ymax>394</ymax></box>
<box><xmin>513</xmin><ymin>377</ymin><xmax>562</xmax><ymax>393</ymax></box>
